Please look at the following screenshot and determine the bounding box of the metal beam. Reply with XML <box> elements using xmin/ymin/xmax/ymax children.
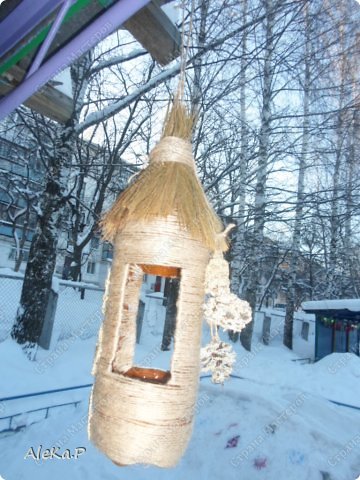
<box><xmin>0</xmin><ymin>0</ymin><xmax>66</xmax><ymax>59</ymax></box>
<box><xmin>0</xmin><ymin>0</ymin><xmax>95</xmax><ymax>77</ymax></box>
<box><xmin>26</xmin><ymin>0</ymin><xmax>75</xmax><ymax>78</ymax></box>
<box><xmin>0</xmin><ymin>0</ymin><xmax>151</xmax><ymax>122</ymax></box>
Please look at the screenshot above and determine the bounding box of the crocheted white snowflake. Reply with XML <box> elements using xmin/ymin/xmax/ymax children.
<box><xmin>201</xmin><ymin>250</ymin><xmax>252</xmax><ymax>383</ymax></box>
<box><xmin>200</xmin><ymin>338</ymin><xmax>236</xmax><ymax>384</ymax></box>
<box><xmin>204</xmin><ymin>253</ymin><xmax>252</xmax><ymax>332</ymax></box>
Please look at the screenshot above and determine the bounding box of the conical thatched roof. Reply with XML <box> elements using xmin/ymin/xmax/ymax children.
<box><xmin>101</xmin><ymin>101</ymin><xmax>226</xmax><ymax>252</ymax></box>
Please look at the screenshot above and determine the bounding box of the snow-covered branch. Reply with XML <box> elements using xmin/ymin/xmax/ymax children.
<box><xmin>89</xmin><ymin>48</ymin><xmax>147</xmax><ymax>76</ymax></box>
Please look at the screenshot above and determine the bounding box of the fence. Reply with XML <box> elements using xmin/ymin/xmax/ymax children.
<box><xmin>2</xmin><ymin>375</ymin><xmax>359</xmax><ymax>434</ymax></box>
<box><xmin>0</xmin><ymin>383</ymin><xmax>92</xmax><ymax>433</ymax></box>
<box><xmin>0</xmin><ymin>271</ymin><xmax>316</xmax><ymax>359</ymax></box>
<box><xmin>0</xmin><ymin>272</ymin><xmax>104</xmax><ymax>348</ymax></box>
<box><xmin>255</xmin><ymin>308</ymin><xmax>316</xmax><ymax>360</ymax></box>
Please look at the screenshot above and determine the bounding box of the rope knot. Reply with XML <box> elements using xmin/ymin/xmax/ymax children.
<box><xmin>149</xmin><ymin>136</ymin><xmax>195</xmax><ymax>170</ymax></box>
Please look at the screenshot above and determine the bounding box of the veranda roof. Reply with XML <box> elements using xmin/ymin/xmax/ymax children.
<box><xmin>0</xmin><ymin>0</ymin><xmax>181</xmax><ymax>122</ymax></box>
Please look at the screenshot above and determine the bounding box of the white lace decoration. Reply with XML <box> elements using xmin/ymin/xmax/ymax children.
<box><xmin>201</xmin><ymin>250</ymin><xmax>252</xmax><ymax>384</ymax></box>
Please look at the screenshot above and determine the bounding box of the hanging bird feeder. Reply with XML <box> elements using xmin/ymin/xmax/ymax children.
<box><xmin>88</xmin><ymin>101</ymin><xmax>228</xmax><ymax>467</ymax></box>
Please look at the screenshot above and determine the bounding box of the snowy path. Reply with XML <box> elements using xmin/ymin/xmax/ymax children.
<box><xmin>1</xmin><ymin>377</ymin><xmax>359</xmax><ymax>480</ymax></box>
<box><xmin>1</xmin><ymin>316</ymin><xmax>359</xmax><ymax>479</ymax></box>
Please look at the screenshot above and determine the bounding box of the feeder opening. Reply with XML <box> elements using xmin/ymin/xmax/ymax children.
<box><xmin>111</xmin><ymin>263</ymin><xmax>181</xmax><ymax>384</ymax></box>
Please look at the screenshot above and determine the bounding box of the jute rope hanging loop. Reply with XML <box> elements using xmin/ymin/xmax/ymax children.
<box><xmin>89</xmin><ymin>110</ymin><xmax>227</xmax><ymax>467</ymax></box>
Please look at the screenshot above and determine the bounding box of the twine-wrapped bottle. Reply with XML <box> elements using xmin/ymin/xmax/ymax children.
<box><xmin>88</xmin><ymin>102</ymin><xmax>226</xmax><ymax>467</ymax></box>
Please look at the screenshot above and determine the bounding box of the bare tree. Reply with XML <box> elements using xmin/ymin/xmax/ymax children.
<box><xmin>284</xmin><ymin>1</ymin><xmax>312</xmax><ymax>349</ymax></box>
<box><xmin>9</xmin><ymin>6</ymin><xmax>272</xmax><ymax>355</ymax></box>
<box><xmin>11</xmin><ymin>53</ymin><xmax>93</xmax><ymax>356</ymax></box>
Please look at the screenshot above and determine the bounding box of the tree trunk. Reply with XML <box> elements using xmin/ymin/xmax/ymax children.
<box><xmin>191</xmin><ymin>0</ymin><xmax>208</xmax><ymax>125</ymax></box>
<box><xmin>284</xmin><ymin>3</ymin><xmax>310</xmax><ymax>349</ymax></box>
<box><xmin>14</xmin><ymin>211</ymin><xmax>31</xmax><ymax>272</ymax></box>
<box><xmin>229</xmin><ymin>0</ymin><xmax>248</xmax><ymax>343</ymax></box>
<box><xmin>11</xmin><ymin>141</ymin><xmax>66</xmax><ymax>356</ymax></box>
<box><xmin>14</xmin><ymin>251</ymin><xmax>23</xmax><ymax>273</ymax></box>
<box><xmin>241</xmin><ymin>0</ymin><xmax>274</xmax><ymax>351</ymax></box>
<box><xmin>326</xmin><ymin>21</ymin><xmax>346</xmax><ymax>298</ymax></box>
<box><xmin>12</xmin><ymin>230</ymin><xmax>23</xmax><ymax>273</ymax></box>
<box><xmin>70</xmin><ymin>244</ymin><xmax>83</xmax><ymax>282</ymax></box>
<box><xmin>11</xmin><ymin>54</ymin><xmax>91</xmax><ymax>356</ymax></box>
<box><xmin>161</xmin><ymin>278</ymin><xmax>179</xmax><ymax>351</ymax></box>
<box><xmin>343</xmin><ymin>83</ymin><xmax>358</xmax><ymax>295</ymax></box>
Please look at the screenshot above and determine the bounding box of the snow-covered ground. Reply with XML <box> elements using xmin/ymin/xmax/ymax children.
<box><xmin>0</xmin><ymin>296</ymin><xmax>359</xmax><ymax>480</ymax></box>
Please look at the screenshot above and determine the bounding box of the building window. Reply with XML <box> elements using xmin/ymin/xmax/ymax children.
<box><xmin>101</xmin><ymin>242</ymin><xmax>113</xmax><ymax>261</ymax></box>
<box><xmin>87</xmin><ymin>261</ymin><xmax>96</xmax><ymax>274</ymax></box>
<box><xmin>33</xmin><ymin>153</ymin><xmax>43</xmax><ymax>173</ymax></box>
<box><xmin>301</xmin><ymin>322</ymin><xmax>309</xmax><ymax>341</ymax></box>
<box><xmin>91</xmin><ymin>236</ymin><xmax>100</xmax><ymax>250</ymax></box>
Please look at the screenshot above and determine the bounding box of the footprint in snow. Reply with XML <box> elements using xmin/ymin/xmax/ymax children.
<box><xmin>225</xmin><ymin>435</ymin><xmax>240</xmax><ymax>448</ymax></box>
<box><xmin>253</xmin><ymin>456</ymin><xmax>268</xmax><ymax>470</ymax></box>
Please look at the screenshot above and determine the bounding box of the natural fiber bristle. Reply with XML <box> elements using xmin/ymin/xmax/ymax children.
<box><xmin>101</xmin><ymin>99</ymin><xmax>227</xmax><ymax>252</ymax></box>
<box><xmin>161</xmin><ymin>100</ymin><xmax>195</xmax><ymax>141</ymax></box>
<box><xmin>101</xmin><ymin>161</ymin><xmax>226</xmax><ymax>252</ymax></box>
